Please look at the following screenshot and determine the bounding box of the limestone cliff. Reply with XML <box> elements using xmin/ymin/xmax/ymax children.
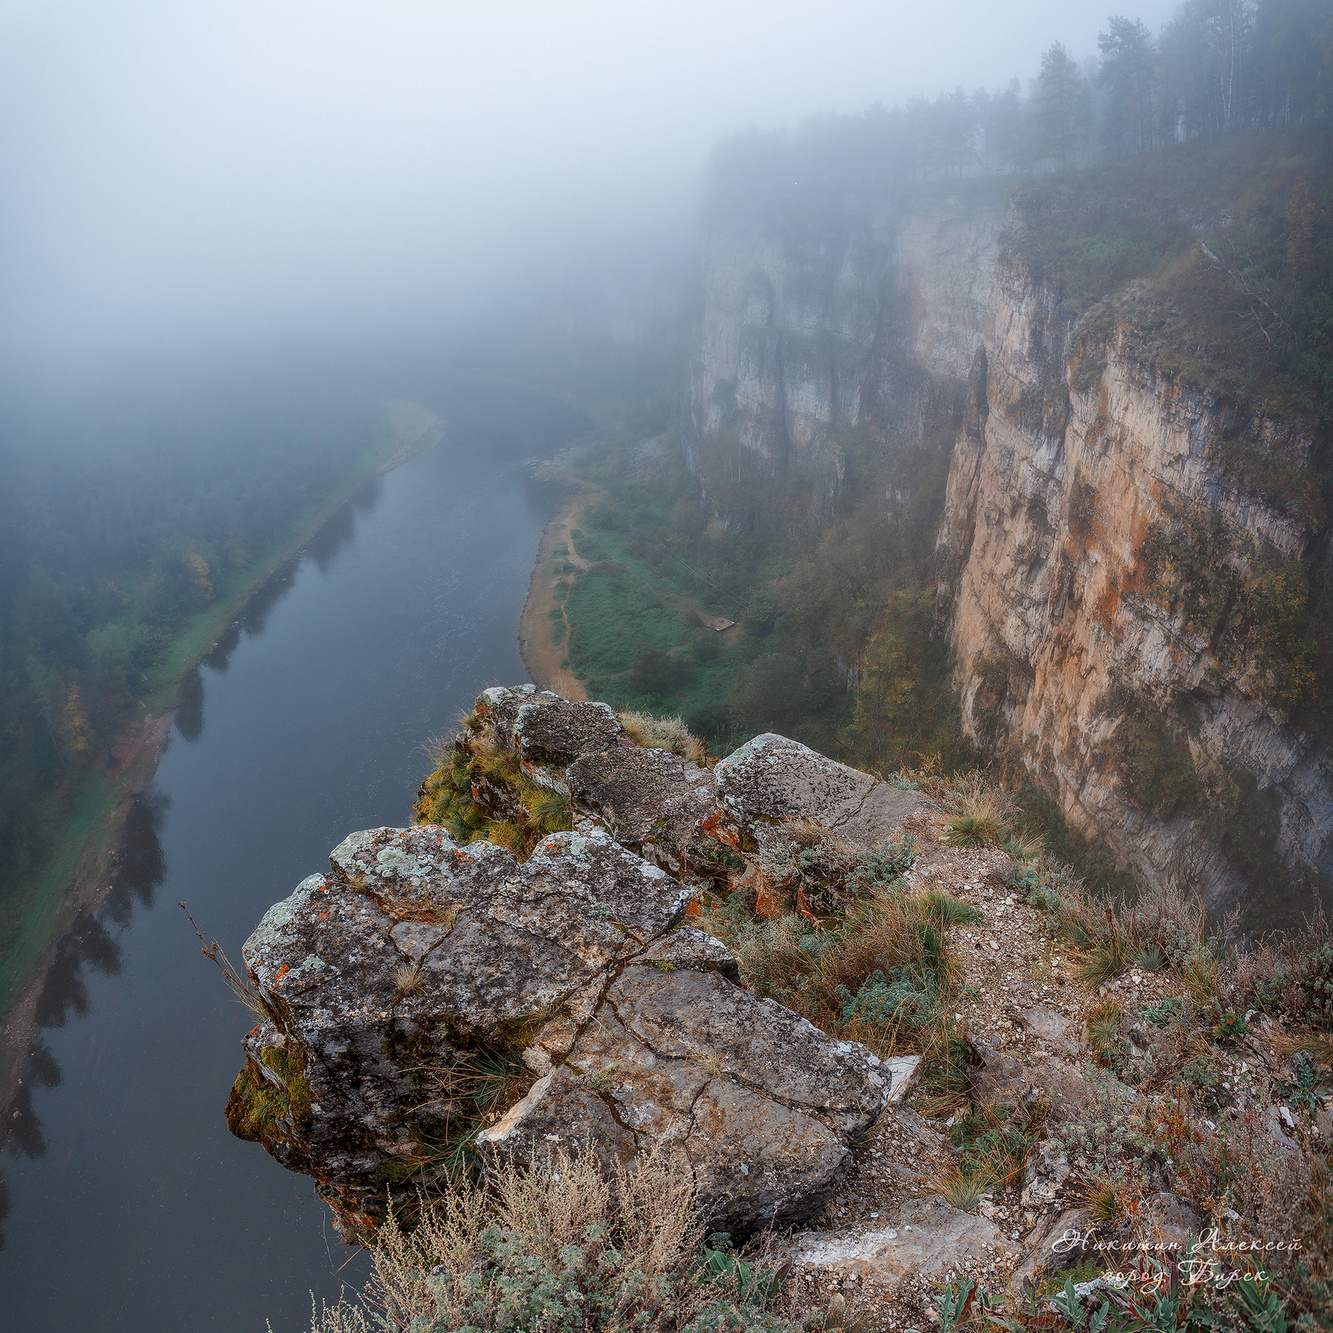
<box><xmin>688</xmin><ymin>183</ymin><xmax>1331</xmax><ymax>912</ymax></box>
<box><xmin>688</xmin><ymin>188</ymin><xmax>1002</xmax><ymax>527</ymax></box>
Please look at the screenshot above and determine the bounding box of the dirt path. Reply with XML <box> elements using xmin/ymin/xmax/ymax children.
<box><xmin>518</xmin><ymin>491</ymin><xmax>593</xmax><ymax>699</ymax></box>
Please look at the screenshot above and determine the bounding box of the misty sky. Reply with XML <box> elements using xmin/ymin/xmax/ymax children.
<box><xmin>0</xmin><ymin>0</ymin><xmax>1182</xmax><ymax>366</ymax></box>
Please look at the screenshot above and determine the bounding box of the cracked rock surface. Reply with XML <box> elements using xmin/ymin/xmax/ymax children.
<box><xmin>230</xmin><ymin>814</ymin><xmax>889</xmax><ymax>1240</ymax></box>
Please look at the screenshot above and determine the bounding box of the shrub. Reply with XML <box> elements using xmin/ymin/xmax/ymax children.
<box><xmin>1294</xmin><ymin>941</ymin><xmax>1333</xmax><ymax>1031</ymax></box>
<box><xmin>846</xmin><ymin>834</ymin><xmax>918</xmax><ymax>895</ymax></box>
<box><xmin>305</xmin><ymin>1148</ymin><xmax>804</xmax><ymax>1333</ymax></box>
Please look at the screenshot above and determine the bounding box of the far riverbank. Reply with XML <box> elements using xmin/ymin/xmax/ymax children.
<box><xmin>0</xmin><ymin>400</ymin><xmax>445</xmax><ymax>1127</ymax></box>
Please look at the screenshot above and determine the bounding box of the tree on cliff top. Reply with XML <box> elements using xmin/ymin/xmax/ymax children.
<box><xmin>1037</xmin><ymin>42</ymin><xmax>1096</xmax><ymax>167</ymax></box>
<box><xmin>1099</xmin><ymin>16</ymin><xmax>1160</xmax><ymax>155</ymax></box>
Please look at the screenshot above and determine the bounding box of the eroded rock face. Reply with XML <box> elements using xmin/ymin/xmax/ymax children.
<box><xmin>567</xmin><ymin>742</ymin><xmax>719</xmax><ymax>874</ymax></box>
<box><xmin>229</xmin><ymin>721</ymin><xmax>903</xmax><ymax>1240</ymax></box>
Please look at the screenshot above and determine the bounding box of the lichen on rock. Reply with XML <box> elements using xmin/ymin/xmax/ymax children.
<box><xmin>226</xmin><ymin>689</ymin><xmax>918</xmax><ymax>1240</ymax></box>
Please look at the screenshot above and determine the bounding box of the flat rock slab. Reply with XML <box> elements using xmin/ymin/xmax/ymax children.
<box><xmin>715</xmin><ymin>734</ymin><xmax>928</xmax><ymax>849</ymax></box>
<box><xmin>771</xmin><ymin>1194</ymin><xmax>1004</xmax><ymax>1286</ymax></box>
<box><xmin>481</xmin><ymin>932</ymin><xmax>891</xmax><ymax>1232</ymax></box>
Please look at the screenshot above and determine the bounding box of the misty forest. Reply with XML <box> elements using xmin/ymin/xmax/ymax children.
<box><xmin>3</xmin><ymin>2</ymin><xmax>1333</xmax><ymax>1331</ymax></box>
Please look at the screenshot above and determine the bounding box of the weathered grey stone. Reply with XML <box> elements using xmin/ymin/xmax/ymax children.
<box><xmin>568</xmin><ymin>742</ymin><xmax>718</xmax><ymax>873</ymax></box>
<box><xmin>604</xmin><ymin>967</ymin><xmax>888</xmax><ymax>1136</ymax></box>
<box><xmin>685</xmin><ymin>1077</ymin><xmax>852</xmax><ymax>1231</ymax></box>
<box><xmin>474</xmin><ymin>684</ymin><xmax>561</xmax><ymax>742</ymax></box>
<box><xmin>328</xmin><ymin>825</ymin><xmax>515</xmax><ymax>915</ymax></box>
<box><xmin>882</xmin><ymin>1055</ymin><xmax>922</xmax><ymax>1105</ymax></box>
<box><xmin>770</xmin><ymin>1194</ymin><xmax>1004</xmax><ymax>1286</ymax></box>
<box><xmin>716</xmin><ymin>734</ymin><xmax>875</xmax><ymax>827</ymax></box>
<box><xmin>391</xmin><ymin>920</ymin><xmax>447</xmax><ymax>961</ymax></box>
<box><xmin>1021</xmin><ymin>1005</ymin><xmax>1073</xmax><ymax>1042</ymax></box>
<box><xmin>628</xmin><ymin>925</ymin><xmax>741</xmax><ymax>981</ymax></box>
<box><xmin>1015</xmin><ymin>1207</ymin><xmax>1098</xmax><ymax>1286</ymax></box>
<box><xmin>479</xmin><ymin>1066</ymin><xmax>640</xmax><ymax>1179</ymax></box>
<box><xmin>715</xmin><ymin>733</ymin><xmax>927</xmax><ymax>850</ymax></box>
<box><xmin>1020</xmin><ymin>1144</ymin><xmax>1071</xmax><ymax>1211</ymax></box>
<box><xmin>233</xmin><ymin>811</ymin><xmax>887</xmax><ymax>1241</ymax></box>
<box><xmin>970</xmin><ymin>1038</ymin><xmax>1034</xmax><ymax>1104</ymax></box>
<box><xmin>481</xmin><ymin>961</ymin><xmax>889</xmax><ymax>1233</ymax></box>
<box><xmin>513</xmin><ymin>698</ymin><xmax>623</xmax><ymax>766</ymax></box>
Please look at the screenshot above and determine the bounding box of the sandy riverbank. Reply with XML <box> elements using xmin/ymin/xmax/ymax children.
<box><xmin>517</xmin><ymin>488</ymin><xmax>595</xmax><ymax>699</ymax></box>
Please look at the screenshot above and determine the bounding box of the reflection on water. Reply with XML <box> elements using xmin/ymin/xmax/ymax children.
<box><xmin>175</xmin><ymin>671</ymin><xmax>205</xmax><ymax>742</ymax></box>
<box><xmin>0</xmin><ymin>386</ymin><xmax>583</xmax><ymax>1330</ymax></box>
<box><xmin>1</xmin><ymin>789</ymin><xmax>168</xmax><ymax>1247</ymax></box>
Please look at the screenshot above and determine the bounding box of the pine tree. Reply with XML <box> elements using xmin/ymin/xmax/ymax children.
<box><xmin>1099</xmin><ymin>17</ymin><xmax>1160</xmax><ymax>155</ymax></box>
<box><xmin>1036</xmin><ymin>42</ymin><xmax>1095</xmax><ymax>167</ymax></box>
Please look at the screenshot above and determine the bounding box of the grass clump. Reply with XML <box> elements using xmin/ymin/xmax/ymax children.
<box><xmin>939</xmin><ymin>1100</ymin><xmax>1046</xmax><ymax>1206</ymax></box>
<box><xmin>306</xmin><ymin>1147</ymin><xmax>807</xmax><ymax>1333</ymax></box>
<box><xmin>939</xmin><ymin>774</ymin><xmax>1013</xmax><ymax>848</ymax></box>
<box><xmin>377</xmin><ymin>1049</ymin><xmax>536</xmax><ymax>1189</ymax></box>
<box><xmin>617</xmin><ymin>711</ymin><xmax>709</xmax><ymax>766</ymax></box>
<box><xmin>1084</xmin><ymin>998</ymin><xmax>1128</xmax><ymax>1071</ymax></box>
<box><xmin>1075</xmin><ymin>934</ymin><xmax>1133</xmax><ymax>989</ymax></box>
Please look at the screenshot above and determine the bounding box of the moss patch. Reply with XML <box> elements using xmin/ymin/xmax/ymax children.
<box><xmin>225</xmin><ymin>1042</ymin><xmax>313</xmax><ymax>1153</ymax></box>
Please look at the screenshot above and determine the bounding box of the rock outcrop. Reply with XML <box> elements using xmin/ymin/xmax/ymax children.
<box><xmin>227</xmin><ymin>686</ymin><xmax>930</xmax><ymax>1241</ymax></box>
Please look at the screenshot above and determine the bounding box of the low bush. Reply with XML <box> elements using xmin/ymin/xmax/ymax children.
<box><xmin>306</xmin><ymin>1148</ymin><xmax>808</xmax><ymax>1333</ymax></box>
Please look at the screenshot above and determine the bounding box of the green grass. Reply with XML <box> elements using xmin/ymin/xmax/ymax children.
<box><xmin>558</xmin><ymin>426</ymin><xmax>959</xmax><ymax>766</ymax></box>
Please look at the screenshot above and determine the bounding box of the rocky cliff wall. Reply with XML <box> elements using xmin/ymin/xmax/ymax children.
<box><xmin>687</xmin><ymin>190</ymin><xmax>1003</xmax><ymax>527</ymax></box>
<box><xmin>689</xmin><ymin>187</ymin><xmax>1331</xmax><ymax>911</ymax></box>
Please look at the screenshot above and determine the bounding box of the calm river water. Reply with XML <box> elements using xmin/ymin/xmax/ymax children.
<box><xmin>0</xmin><ymin>383</ymin><xmax>584</xmax><ymax>1330</ymax></box>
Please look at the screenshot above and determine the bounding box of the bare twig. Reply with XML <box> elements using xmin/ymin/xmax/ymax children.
<box><xmin>180</xmin><ymin>901</ymin><xmax>274</xmax><ymax>1022</ymax></box>
<box><xmin>1200</xmin><ymin>241</ymin><xmax>1296</xmax><ymax>347</ymax></box>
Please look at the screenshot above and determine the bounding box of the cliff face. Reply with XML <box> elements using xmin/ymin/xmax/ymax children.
<box><xmin>689</xmin><ymin>187</ymin><xmax>1331</xmax><ymax>911</ymax></box>
<box><xmin>688</xmin><ymin>192</ymin><xmax>1002</xmax><ymax>526</ymax></box>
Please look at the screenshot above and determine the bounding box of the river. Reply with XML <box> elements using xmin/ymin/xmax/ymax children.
<box><xmin>0</xmin><ymin>382</ymin><xmax>585</xmax><ymax>1330</ymax></box>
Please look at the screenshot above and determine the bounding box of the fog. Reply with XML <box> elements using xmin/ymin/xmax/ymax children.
<box><xmin>0</xmin><ymin>0</ymin><xmax>1182</xmax><ymax>373</ymax></box>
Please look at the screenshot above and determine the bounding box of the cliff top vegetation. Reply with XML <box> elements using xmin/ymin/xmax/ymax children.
<box><xmin>317</xmin><ymin>710</ymin><xmax>1333</xmax><ymax>1331</ymax></box>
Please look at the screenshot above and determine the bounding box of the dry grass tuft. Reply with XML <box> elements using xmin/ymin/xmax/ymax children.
<box><xmin>393</xmin><ymin>962</ymin><xmax>423</xmax><ymax>995</ymax></box>
<box><xmin>938</xmin><ymin>773</ymin><xmax>1014</xmax><ymax>848</ymax></box>
<box><xmin>1076</xmin><ymin>934</ymin><xmax>1133</xmax><ymax>989</ymax></box>
<box><xmin>309</xmin><ymin>1146</ymin><xmax>807</xmax><ymax>1333</ymax></box>
<box><xmin>930</xmin><ymin>1166</ymin><xmax>992</xmax><ymax>1212</ymax></box>
<box><xmin>617</xmin><ymin>710</ymin><xmax>708</xmax><ymax>765</ymax></box>
<box><xmin>1075</xmin><ymin>1174</ymin><xmax>1125</xmax><ymax>1224</ymax></box>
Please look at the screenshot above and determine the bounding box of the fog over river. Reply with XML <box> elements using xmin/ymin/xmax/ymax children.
<box><xmin>0</xmin><ymin>384</ymin><xmax>584</xmax><ymax>1331</ymax></box>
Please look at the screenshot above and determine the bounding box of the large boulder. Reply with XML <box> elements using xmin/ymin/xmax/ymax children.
<box><xmin>714</xmin><ymin>734</ymin><xmax>928</xmax><ymax>849</ymax></box>
<box><xmin>230</xmin><ymin>689</ymin><xmax>936</xmax><ymax>1241</ymax></box>
<box><xmin>228</xmin><ymin>823</ymin><xmax>890</xmax><ymax>1241</ymax></box>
